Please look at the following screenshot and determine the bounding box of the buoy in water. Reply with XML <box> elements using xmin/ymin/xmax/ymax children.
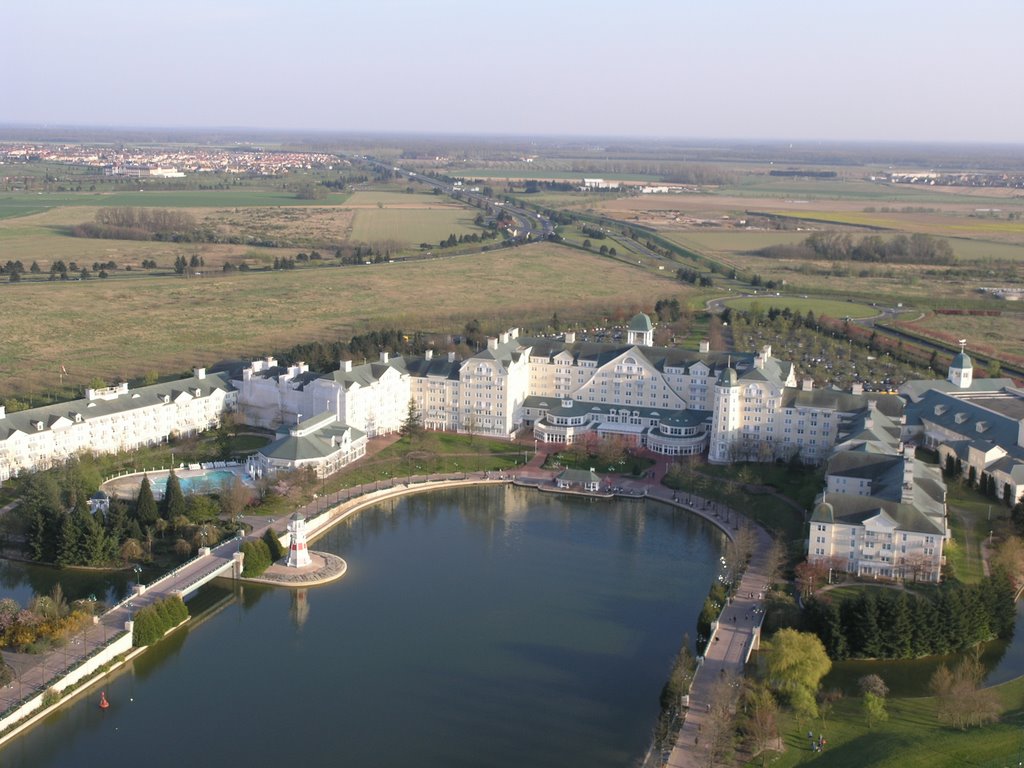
<box><xmin>99</xmin><ymin>691</ymin><xmax>109</xmax><ymax>710</ymax></box>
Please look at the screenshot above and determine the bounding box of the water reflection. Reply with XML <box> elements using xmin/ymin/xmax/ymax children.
<box><xmin>822</xmin><ymin>601</ymin><xmax>1024</xmax><ymax>697</ymax></box>
<box><xmin>3</xmin><ymin>486</ymin><xmax>728</xmax><ymax>768</ymax></box>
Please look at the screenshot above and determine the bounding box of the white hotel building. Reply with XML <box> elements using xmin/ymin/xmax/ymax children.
<box><xmin>0</xmin><ymin>369</ymin><xmax>235</xmax><ymax>483</ymax></box>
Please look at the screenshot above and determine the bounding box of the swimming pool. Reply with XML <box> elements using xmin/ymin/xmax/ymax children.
<box><xmin>149</xmin><ymin>469</ymin><xmax>246</xmax><ymax>496</ymax></box>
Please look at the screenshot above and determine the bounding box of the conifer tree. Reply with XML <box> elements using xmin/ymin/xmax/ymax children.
<box><xmin>134</xmin><ymin>476</ymin><xmax>159</xmax><ymax>526</ymax></box>
<box><xmin>162</xmin><ymin>469</ymin><xmax>186</xmax><ymax>521</ymax></box>
<box><xmin>56</xmin><ymin>511</ymin><xmax>81</xmax><ymax>567</ymax></box>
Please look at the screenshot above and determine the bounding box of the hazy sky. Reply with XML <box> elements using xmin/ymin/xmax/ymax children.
<box><xmin>7</xmin><ymin>0</ymin><xmax>1021</xmax><ymax>143</ymax></box>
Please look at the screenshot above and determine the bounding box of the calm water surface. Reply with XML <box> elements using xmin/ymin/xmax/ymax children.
<box><xmin>2</xmin><ymin>486</ymin><xmax>727</xmax><ymax>768</ymax></box>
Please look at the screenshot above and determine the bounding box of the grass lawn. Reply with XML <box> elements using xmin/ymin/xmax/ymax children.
<box><xmin>0</xmin><ymin>242</ymin><xmax>683</xmax><ymax>399</ymax></box>
<box><xmin>723</xmin><ymin>296</ymin><xmax>878</xmax><ymax>320</ymax></box>
<box><xmin>945</xmin><ymin>483</ymin><xmax>1007</xmax><ymax>584</ymax></box>
<box><xmin>542</xmin><ymin>451</ymin><xmax>654</xmax><ymax>476</ymax></box>
<box><xmin>760</xmin><ymin>674</ymin><xmax>1024</xmax><ymax>767</ymax></box>
<box><xmin>326</xmin><ymin>433</ymin><xmax>531</xmax><ymax>490</ymax></box>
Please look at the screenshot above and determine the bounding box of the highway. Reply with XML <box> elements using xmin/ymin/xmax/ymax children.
<box><xmin>349</xmin><ymin>153</ymin><xmax>554</xmax><ymax>242</ymax></box>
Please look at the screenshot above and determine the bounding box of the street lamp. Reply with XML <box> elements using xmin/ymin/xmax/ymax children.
<box><xmin>133</xmin><ymin>564</ymin><xmax>142</xmax><ymax>586</ymax></box>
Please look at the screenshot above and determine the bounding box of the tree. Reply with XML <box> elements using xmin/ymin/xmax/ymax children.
<box><xmin>162</xmin><ymin>469</ymin><xmax>186</xmax><ymax>521</ymax></box>
<box><xmin>992</xmin><ymin>535</ymin><xmax>1024</xmax><ymax>589</ymax></box>
<box><xmin>134</xmin><ymin>476</ymin><xmax>159</xmax><ymax>526</ymax></box>
<box><xmin>763</xmin><ymin>629</ymin><xmax>832</xmax><ymax>718</ymax></box>
<box><xmin>120</xmin><ymin>538</ymin><xmax>144</xmax><ymax>562</ymax></box>
<box><xmin>794</xmin><ymin>559</ymin><xmax>828</xmax><ymax>599</ymax></box>
<box><xmin>219</xmin><ymin>476</ymin><xmax>251</xmax><ymax>523</ymax></box>
<box><xmin>740</xmin><ymin>683</ymin><xmax>779</xmax><ymax>764</ymax></box>
<box><xmin>762</xmin><ymin>537</ymin><xmax>788</xmax><ymax>590</ymax></box>
<box><xmin>858</xmin><ymin>674</ymin><xmax>889</xmax><ymax>727</ymax></box>
<box><xmin>930</xmin><ymin>656</ymin><xmax>1000</xmax><ymax>730</ymax></box>
<box><xmin>862</xmin><ymin>691</ymin><xmax>888</xmax><ymax>728</ymax></box>
<box><xmin>263</xmin><ymin>528</ymin><xmax>287</xmax><ymax>561</ymax></box>
<box><xmin>399</xmin><ymin>398</ymin><xmax>423</xmax><ymax>439</ymax></box>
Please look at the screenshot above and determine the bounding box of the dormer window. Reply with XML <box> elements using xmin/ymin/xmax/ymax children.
<box><xmin>163</xmin><ymin>395</ymin><xmax>170</xmax><ymax>404</ymax></box>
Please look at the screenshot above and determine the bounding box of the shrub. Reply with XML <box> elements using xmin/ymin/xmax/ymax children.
<box><xmin>241</xmin><ymin>540</ymin><xmax>272</xmax><ymax>578</ymax></box>
<box><xmin>132</xmin><ymin>596</ymin><xmax>190</xmax><ymax>647</ymax></box>
<box><xmin>262</xmin><ymin>529</ymin><xmax>287</xmax><ymax>562</ymax></box>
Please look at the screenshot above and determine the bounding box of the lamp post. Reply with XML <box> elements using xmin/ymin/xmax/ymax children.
<box><xmin>133</xmin><ymin>564</ymin><xmax>142</xmax><ymax>587</ymax></box>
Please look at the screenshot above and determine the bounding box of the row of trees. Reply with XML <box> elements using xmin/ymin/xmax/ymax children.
<box><xmin>240</xmin><ymin>530</ymin><xmax>287</xmax><ymax>577</ymax></box>
<box><xmin>758</xmin><ymin>232</ymin><xmax>955</xmax><ymax>265</ymax></box>
<box><xmin>276</xmin><ymin>328</ymin><xmax>431</xmax><ymax>372</ymax></box>
<box><xmin>943</xmin><ymin>454</ymin><xmax>1015</xmax><ymax>507</ymax></box>
<box><xmin>132</xmin><ymin>595</ymin><xmax>189</xmax><ymax>647</ymax></box>
<box><xmin>803</xmin><ymin>576</ymin><xmax>1015</xmax><ymax>660</ymax></box>
<box><xmin>74</xmin><ymin>207</ymin><xmax>198</xmax><ymax>241</ymax></box>
<box><xmin>675</xmin><ymin>267</ymin><xmax>714</xmax><ymax>287</ymax></box>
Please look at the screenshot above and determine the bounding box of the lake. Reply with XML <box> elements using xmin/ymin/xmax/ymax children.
<box><xmin>0</xmin><ymin>485</ymin><xmax>727</xmax><ymax>767</ymax></box>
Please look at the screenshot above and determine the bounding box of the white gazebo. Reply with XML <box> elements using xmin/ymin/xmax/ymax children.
<box><xmin>286</xmin><ymin>512</ymin><xmax>312</xmax><ymax>568</ymax></box>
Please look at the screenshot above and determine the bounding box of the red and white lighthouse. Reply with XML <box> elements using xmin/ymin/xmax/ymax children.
<box><xmin>286</xmin><ymin>512</ymin><xmax>312</xmax><ymax>568</ymax></box>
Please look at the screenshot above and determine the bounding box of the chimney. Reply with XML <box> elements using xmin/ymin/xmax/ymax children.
<box><xmin>802</xmin><ymin>378</ymin><xmax>813</xmax><ymax>391</ymax></box>
<box><xmin>342</xmin><ymin>360</ymin><xmax>352</xmax><ymax>372</ymax></box>
<box><xmin>851</xmin><ymin>382</ymin><xmax>863</xmax><ymax>395</ymax></box>
<box><xmin>380</xmin><ymin>352</ymin><xmax>390</xmax><ymax>363</ymax></box>
<box><xmin>511</xmin><ymin>327</ymin><xmax>520</xmax><ymax>338</ymax></box>
<box><xmin>901</xmin><ymin>459</ymin><xmax>915</xmax><ymax>503</ymax></box>
<box><xmin>425</xmin><ymin>349</ymin><xmax>434</xmax><ymax>361</ymax></box>
<box><xmin>118</xmin><ymin>382</ymin><xmax>129</xmax><ymax>394</ymax></box>
<box><xmin>754</xmin><ymin>354</ymin><xmax>765</xmax><ymax>370</ymax></box>
<box><xmin>488</xmin><ymin>337</ymin><xmax>498</xmax><ymax>351</ymax></box>
<box><xmin>448</xmin><ymin>351</ymin><xmax>456</xmax><ymax>363</ymax></box>
<box><xmin>193</xmin><ymin>367</ymin><xmax>207</xmax><ymax>380</ymax></box>
<box><xmin>86</xmin><ymin>388</ymin><xmax>97</xmax><ymax>401</ymax></box>
<box><xmin>564</xmin><ymin>331</ymin><xmax>576</xmax><ymax>344</ymax></box>
<box><xmin>762</xmin><ymin>344</ymin><xmax>772</xmax><ymax>359</ymax></box>
<box><xmin>0</xmin><ymin>405</ymin><xmax>5</xmax><ymax>419</ymax></box>
<box><xmin>699</xmin><ymin>339</ymin><xmax>710</xmax><ymax>353</ymax></box>
<box><xmin>500</xmin><ymin>331</ymin><xmax>509</xmax><ymax>344</ymax></box>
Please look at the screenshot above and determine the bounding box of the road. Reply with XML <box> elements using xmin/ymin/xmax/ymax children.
<box><xmin>350</xmin><ymin>154</ymin><xmax>553</xmax><ymax>242</ymax></box>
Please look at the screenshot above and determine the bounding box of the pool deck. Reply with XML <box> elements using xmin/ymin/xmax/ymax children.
<box><xmin>101</xmin><ymin>465</ymin><xmax>251</xmax><ymax>499</ymax></box>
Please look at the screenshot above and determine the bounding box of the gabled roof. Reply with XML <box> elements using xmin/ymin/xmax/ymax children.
<box><xmin>0</xmin><ymin>371</ymin><xmax>233</xmax><ymax>442</ymax></box>
<box><xmin>811</xmin><ymin>492</ymin><xmax>945</xmax><ymax>536</ymax></box>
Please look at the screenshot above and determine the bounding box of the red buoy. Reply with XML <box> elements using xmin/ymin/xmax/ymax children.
<box><xmin>99</xmin><ymin>691</ymin><xmax>109</xmax><ymax>710</ymax></box>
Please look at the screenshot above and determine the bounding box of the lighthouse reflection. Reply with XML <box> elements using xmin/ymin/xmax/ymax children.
<box><xmin>290</xmin><ymin>588</ymin><xmax>309</xmax><ymax>629</ymax></box>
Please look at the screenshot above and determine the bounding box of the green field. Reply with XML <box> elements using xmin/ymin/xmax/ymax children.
<box><xmin>666</xmin><ymin>231</ymin><xmax>810</xmax><ymax>254</ymax></box>
<box><xmin>350</xmin><ymin>207</ymin><xmax>481</xmax><ymax>245</ymax></box>
<box><xmin>0</xmin><ymin>242</ymin><xmax>684</xmax><ymax>398</ymax></box>
<box><xmin>344</xmin><ymin>189</ymin><xmax>447</xmax><ymax>206</ymax></box>
<box><xmin>0</xmin><ymin>189</ymin><xmax>351</xmax><ymax>218</ymax></box>
<box><xmin>723</xmin><ymin>296</ymin><xmax>878</xmax><ymax>319</ymax></box>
